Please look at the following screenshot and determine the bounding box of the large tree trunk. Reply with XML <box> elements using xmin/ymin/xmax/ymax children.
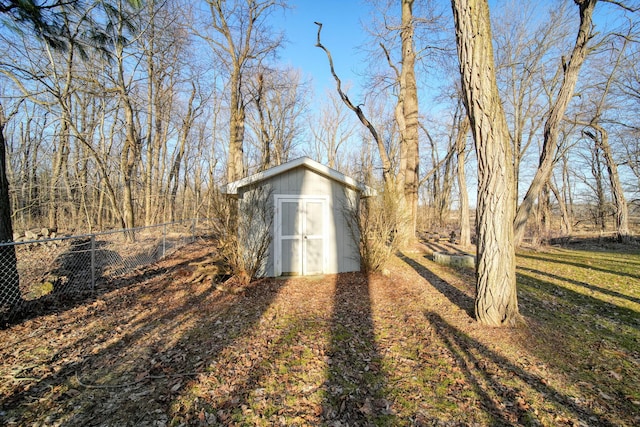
<box><xmin>398</xmin><ymin>0</ymin><xmax>419</xmax><ymax>237</ymax></box>
<box><xmin>535</xmin><ymin>183</ymin><xmax>552</xmax><ymax>245</ymax></box>
<box><xmin>513</xmin><ymin>0</ymin><xmax>597</xmax><ymax>245</ymax></box>
<box><xmin>451</xmin><ymin>0</ymin><xmax>520</xmax><ymax>326</ymax></box>
<box><xmin>227</xmin><ymin>70</ymin><xmax>246</xmax><ymax>183</ymax></box>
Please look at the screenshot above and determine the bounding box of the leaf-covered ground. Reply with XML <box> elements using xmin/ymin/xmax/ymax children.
<box><xmin>0</xmin><ymin>238</ymin><xmax>638</xmax><ymax>426</ymax></box>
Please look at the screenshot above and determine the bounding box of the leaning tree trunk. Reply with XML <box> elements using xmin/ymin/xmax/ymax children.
<box><xmin>549</xmin><ymin>181</ymin><xmax>572</xmax><ymax>236</ymax></box>
<box><xmin>513</xmin><ymin>0</ymin><xmax>596</xmax><ymax>245</ymax></box>
<box><xmin>587</xmin><ymin>126</ymin><xmax>629</xmax><ymax>240</ymax></box>
<box><xmin>315</xmin><ymin>22</ymin><xmax>393</xmax><ymax>187</ymax></box>
<box><xmin>451</xmin><ymin>0</ymin><xmax>520</xmax><ymax>326</ymax></box>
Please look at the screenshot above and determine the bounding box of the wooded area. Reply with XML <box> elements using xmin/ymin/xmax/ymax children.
<box><xmin>1</xmin><ymin>0</ymin><xmax>640</xmax><ymax>325</ymax></box>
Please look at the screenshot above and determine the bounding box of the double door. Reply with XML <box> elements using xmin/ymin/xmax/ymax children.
<box><xmin>275</xmin><ymin>196</ymin><xmax>326</xmax><ymax>276</ymax></box>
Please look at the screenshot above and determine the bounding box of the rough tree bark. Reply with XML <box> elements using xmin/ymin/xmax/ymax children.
<box><xmin>451</xmin><ymin>0</ymin><xmax>520</xmax><ymax>326</ymax></box>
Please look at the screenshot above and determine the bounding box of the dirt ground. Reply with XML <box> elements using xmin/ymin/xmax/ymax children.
<box><xmin>0</xmin><ymin>237</ymin><xmax>637</xmax><ymax>426</ymax></box>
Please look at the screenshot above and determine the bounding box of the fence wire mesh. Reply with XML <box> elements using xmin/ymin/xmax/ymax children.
<box><xmin>0</xmin><ymin>219</ymin><xmax>215</xmax><ymax>323</ymax></box>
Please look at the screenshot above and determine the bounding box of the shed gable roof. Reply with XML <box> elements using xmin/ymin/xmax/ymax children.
<box><xmin>223</xmin><ymin>157</ymin><xmax>375</xmax><ymax>197</ymax></box>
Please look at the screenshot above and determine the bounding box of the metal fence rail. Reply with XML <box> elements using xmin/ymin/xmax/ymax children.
<box><xmin>0</xmin><ymin>219</ymin><xmax>214</xmax><ymax>323</ymax></box>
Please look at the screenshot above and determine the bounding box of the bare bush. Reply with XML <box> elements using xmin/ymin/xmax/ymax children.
<box><xmin>345</xmin><ymin>187</ymin><xmax>408</xmax><ymax>273</ymax></box>
<box><xmin>212</xmin><ymin>187</ymin><xmax>273</xmax><ymax>283</ymax></box>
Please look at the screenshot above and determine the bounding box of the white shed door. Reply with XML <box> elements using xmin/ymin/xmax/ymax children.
<box><xmin>276</xmin><ymin>197</ymin><xmax>326</xmax><ymax>276</ymax></box>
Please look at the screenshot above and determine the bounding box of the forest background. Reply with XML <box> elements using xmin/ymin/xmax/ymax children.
<box><xmin>1</xmin><ymin>0</ymin><xmax>639</xmax><ymax>240</ymax></box>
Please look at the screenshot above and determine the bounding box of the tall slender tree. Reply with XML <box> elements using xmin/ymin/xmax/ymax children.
<box><xmin>396</xmin><ymin>0</ymin><xmax>420</xmax><ymax>237</ymax></box>
<box><xmin>198</xmin><ymin>0</ymin><xmax>286</xmax><ymax>183</ymax></box>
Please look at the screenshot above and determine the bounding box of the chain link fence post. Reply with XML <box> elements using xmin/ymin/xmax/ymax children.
<box><xmin>162</xmin><ymin>223</ymin><xmax>167</xmax><ymax>258</ymax></box>
<box><xmin>90</xmin><ymin>234</ymin><xmax>96</xmax><ymax>293</ymax></box>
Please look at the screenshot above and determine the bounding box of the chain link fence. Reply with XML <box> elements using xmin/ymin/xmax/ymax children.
<box><xmin>0</xmin><ymin>219</ymin><xmax>215</xmax><ymax>324</ymax></box>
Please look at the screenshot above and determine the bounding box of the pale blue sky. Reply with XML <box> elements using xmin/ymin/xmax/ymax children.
<box><xmin>274</xmin><ymin>1</ymin><xmax>376</xmax><ymax>97</ymax></box>
<box><xmin>272</xmin><ymin>0</ymin><xmax>628</xmax><ymax>99</ymax></box>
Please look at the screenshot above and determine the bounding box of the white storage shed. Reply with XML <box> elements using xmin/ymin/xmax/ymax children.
<box><xmin>224</xmin><ymin>157</ymin><xmax>375</xmax><ymax>277</ymax></box>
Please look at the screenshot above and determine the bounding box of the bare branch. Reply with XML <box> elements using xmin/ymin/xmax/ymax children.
<box><xmin>379</xmin><ymin>42</ymin><xmax>400</xmax><ymax>80</ymax></box>
<box><xmin>314</xmin><ymin>22</ymin><xmax>392</xmax><ymax>183</ymax></box>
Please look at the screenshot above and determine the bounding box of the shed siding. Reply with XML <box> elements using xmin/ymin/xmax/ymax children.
<box><xmin>239</xmin><ymin>165</ymin><xmax>361</xmax><ymax>277</ymax></box>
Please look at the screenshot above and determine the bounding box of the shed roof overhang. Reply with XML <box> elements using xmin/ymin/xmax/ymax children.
<box><xmin>223</xmin><ymin>156</ymin><xmax>377</xmax><ymax>197</ymax></box>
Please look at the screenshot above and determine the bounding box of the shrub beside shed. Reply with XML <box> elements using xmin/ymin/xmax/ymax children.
<box><xmin>224</xmin><ymin>157</ymin><xmax>375</xmax><ymax>277</ymax></box>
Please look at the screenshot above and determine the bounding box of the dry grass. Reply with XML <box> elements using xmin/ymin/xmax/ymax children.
<box><xmin>0</xmin><ymin>238</ymin><xmax>638</xmax><ymax>426</ymax></box>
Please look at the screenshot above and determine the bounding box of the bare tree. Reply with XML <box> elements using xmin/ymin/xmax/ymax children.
<box><xmin>582</xmin><ymin>127</ymin><xmax>629</xmax><ymax>239</ymax></box>
<box><xmin>167</xmin><ymin>82</ymin><xmax>203</xmax><ymax>222</ymax></box>
<box><xmin>248</xmin><ymin>66</ymin><xmax>308</xmax><ymax>171</ymax></box>
<box><xmin>198</xmin><ymin>0</ymin><xmax>285</xmax><ymax>183</ymax></box>
<box><xmin>493</xmin><ymin>1</ymin><xmax>572</xmax><ymax>209</ymax></box>
<box><xmin>614</xmin><ymin>37</ymin><xmax>640</xmax><ymax>193</ymax></box>
<box><xmin>577</xmin><ymin>28</ymin><xmax>634</xmax><ymax>240</ymax></box>
<box><xmin>308</xmin><ymin>89</ymin><xmax>357</xmax><ymax>170</ymax></box>
<box><xmin>104</xmin><ymin>0</ymin><xmax>143</xmax><ymax>239</ymax></box>
<box><xmin>513</xmin><ymin>0</ymin><xmax>597</xmax><ymax>244</ymax></box>
<box><xmin>139</xmin><ymin>0</ymin><xmax>184</xmax><ymax>226</ymax></box>
<box><xmin>451</xmin><ymin>0</ymin><xmax>520</xmax><ymax>326</ymax></box>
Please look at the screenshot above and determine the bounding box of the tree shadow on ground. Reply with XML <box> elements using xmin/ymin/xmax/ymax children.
<box><xmin>518</xmin><ymin>251</ymin><xmax>640</xmax><ymax>280</ymax></box>
<box><xmin>398</xmin><ymin>252</ymin><xmax>475</xmax><ymax>318</ymax></box>
<box><xmin>514</xmin><ymin>267</ymin><xmax>639</xmax><ymax>424</ymax></box>
<box><xmin>423</xmin><ymin>310</ymin><xmax>619</xmax><ymax>427</ymax></box>
<box><xmin>321</xmin><ymin>273</ymin><xmax>394</xmax><ymax>424</ymax></box>
<box><xmin>0</xmin><ymin>241</ymin><xmax>285</xmax><ymax>426</ymax></box>
<box><xmin>198</xmin><ymin>272</ymin><xmax>394</xmax><ymax>424</ymax></box>
<box><xmin>517</xmin><ymin>271</ymin><xmax>639</xmax><ymax>343</ymax></box>
<box><xmin>518</xmin><ymin>265</ymin><xmax>640</xmax><ymax>305</ymax></box>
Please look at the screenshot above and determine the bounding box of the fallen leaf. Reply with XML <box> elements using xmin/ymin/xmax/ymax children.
<box><xmin>170</xmin><ymin>380</ymin><xmax>182</xmax><ymax>393</ymax></box>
